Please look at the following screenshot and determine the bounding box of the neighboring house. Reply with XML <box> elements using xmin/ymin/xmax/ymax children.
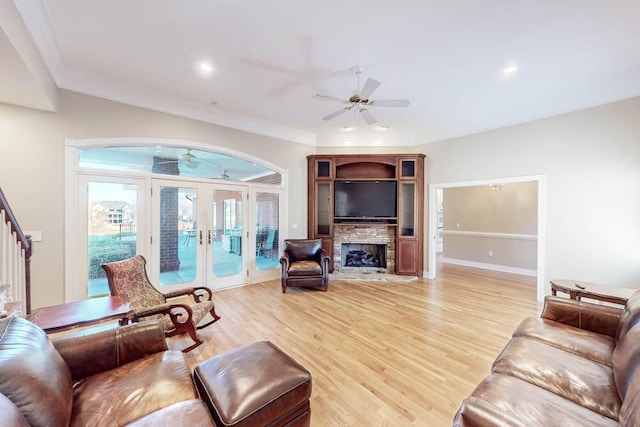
<box><xmin>91</xmin><ymin>201</ymin><xmax>134</xmax><ymax>226</ymax></box>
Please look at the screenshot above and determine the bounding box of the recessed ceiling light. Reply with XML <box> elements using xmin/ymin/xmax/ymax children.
<box><xmin>502</xmin><ymin>64</ymin><xmax>518</xmax><ymax>75</ymax></box>
<box><xmin>196</xmin><ymin>61</ymin><xmax>215</xmax><ymax>77</ymax></box>
<box><xmin>342</xmin><ymin>126</ymin><xmax>355</xmax><ymax>131</ymax></box>
<box><xmin>376</xmin><ymin>125</ymin><xmax>390</xmax><ymax>131</ymax></box>
<box><xmin>210</xmin><ymin>101</ymin><xmax>218</xmax><ymax>106</ymax></box>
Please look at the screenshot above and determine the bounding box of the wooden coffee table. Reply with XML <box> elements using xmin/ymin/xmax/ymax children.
<box><xmin>27</xmin><ymin>295</ymin><xmax>132</xmax><ymax>333</ymax></box>
<box><xmin>550</xmin><ymin>279</ymin><xmax>637</xmax><ymax>306</ymax></box>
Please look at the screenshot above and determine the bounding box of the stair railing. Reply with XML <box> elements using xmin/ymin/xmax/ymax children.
<box><xmin>0</xmin><ymin>187</ymin><xmax>32</xmax><ymax>316</ymax></box>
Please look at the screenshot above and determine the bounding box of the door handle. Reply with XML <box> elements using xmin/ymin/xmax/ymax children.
<box><xmin>199</xmin><ymin>230</ymin><xmax>203</xmax><ymax>245</ymax></box>
<box><xmin>208</xmin><ymin>230</ymin><xmax>212</xmax><ymax>244</ymax></box>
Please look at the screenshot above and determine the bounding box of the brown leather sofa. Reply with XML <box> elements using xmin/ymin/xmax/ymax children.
<box><xmin>0</xmin><ymin>316</ymin><xmax>214</xmax><ymax>426</ymax></box>
<box><xmin>454</xmin><ymin>291</ymin><xmax>640</xmax><ymax>426</ymax></box>
<box><xmin>280</xmin><ymin>238</ymin><xmax>330</xmax><ymax>293</ymax></box>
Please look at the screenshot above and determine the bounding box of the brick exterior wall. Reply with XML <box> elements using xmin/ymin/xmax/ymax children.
<box><xmin>333</xmin><ymin>225</ymin><xmax>396</xmax><ymax>274</ymax></box>
<box><xmin>248</xmin><ymin>173</ymin><xmax>282</xmax><ymax>184</ymax></box>
<box><xmin>256</xmin><ymin>192</ymin><xmax>279</xmax><ymax>254</ymax></box>
<box><xmin>153</xmin><ymin>157</ymin><xmax>180</xmax><ymax>272</ymax></box>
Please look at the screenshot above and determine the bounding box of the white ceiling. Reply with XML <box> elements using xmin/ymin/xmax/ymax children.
<box><xmin>3</xmin><ymin>0</ymin><xmax>640</xmax><ymax>147</ymax></box>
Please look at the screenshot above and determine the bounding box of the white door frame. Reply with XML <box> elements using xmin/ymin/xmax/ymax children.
<box><xmin>426</xmin><ymin>175</ymin><xmax>546</xmax><ymax>302</ymax></box>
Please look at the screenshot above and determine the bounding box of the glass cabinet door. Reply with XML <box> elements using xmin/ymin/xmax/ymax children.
<box><xmin>317</xmin><ymin>183</ymin><xmax>331</xmax><ymax>235</ymax></box>
<box><xmin>400</xmin><ymin>183</ymin><xmax>415</xmax><ymax>236</ymax></box>
<box><xmin>317</xmin><ymin>160</ymin><xmax>331</xmax><ymax>178</ymax></box>
<box><xmin>401</xmin><ymin>160</ymin><xmax>416</xmax><ymax>178</ymax></box>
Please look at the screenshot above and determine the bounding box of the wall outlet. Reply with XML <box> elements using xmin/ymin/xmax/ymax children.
<box><xmin>488</xmin><ymin>250</ymin><xmax>493</xmax><ymax>257</ymax></box>
<box><xmin>456</xmin><ymin>223</ymin><xmax>460</xmax><ymax>228</ymax></box>
<box><xmin>292</xmin><ymin>223</ymin><xmax>298</xmax><ymax>230</ymax></box>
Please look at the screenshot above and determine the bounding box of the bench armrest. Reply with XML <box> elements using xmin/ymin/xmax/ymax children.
<box><xmin>541</xmin><ymin>296</ymin><xmax>622</xmax><ymax>337</ymax></box>
<box><xmin>53</xmin><ymin>321</ymin><xmax>168</xmax><ymax>381</ymax></box>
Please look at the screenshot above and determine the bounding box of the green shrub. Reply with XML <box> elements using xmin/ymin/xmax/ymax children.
<box><xmin>88</xmin><ymin>234</ymin><xmax>137</xmax><ymax>279</ymax></box>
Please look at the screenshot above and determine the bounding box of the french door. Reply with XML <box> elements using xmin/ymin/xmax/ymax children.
<box><xmin>69</xmin><ymin>174</ymin><xmax>282</xmax><ymax>302</ymax></box>
<box><xmin>74</xmin><ymin>174</ymin><xmax>148</xmax><ymax>301</ymax></box>
<box><xmin>150</xmin><ymin>180</ymin><xmax>248</xmax><ymax>291</ymax></box>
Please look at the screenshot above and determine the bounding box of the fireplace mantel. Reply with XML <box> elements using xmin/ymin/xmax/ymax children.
<box><xmin>307</xmin><ymin>154</ymin><xmax>425</xmax><ymax>276</ymax></box>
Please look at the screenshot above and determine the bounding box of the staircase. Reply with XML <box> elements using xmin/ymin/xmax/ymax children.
<box><xmin>0</xmin><ymin>187</ymin><xmax>32</xmax><ymax>317</ymax></box>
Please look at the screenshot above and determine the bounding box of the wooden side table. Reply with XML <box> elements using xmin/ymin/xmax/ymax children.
<box><xmin>550</xmin><ymin>279</ymin><xmax>637</xmax><ymax>306</ymax></box>
<box><xmin>27</xmin><ymin>295</ymin><xmax>132</xmax><ymax>333</ymax></box>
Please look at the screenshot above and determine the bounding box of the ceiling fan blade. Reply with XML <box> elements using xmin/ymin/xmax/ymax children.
<box><xmin>360</xmin><ymin>108</ymin><xmax>377</xmax><ymax>124</ymax></box>
<box><xmin>369</xmin><ymin>99</ymin><xmax>410</xmax><ymax>107</ymax></box>
<box><xmin>156</xmin><ymin>159</ymin><xmax>179</xmax><ymax>164</ymax></box>
<box><xmin>313</xmin><ymin>94</ymin><xmax>345</xmax><ymax>103</ymax></box>
<box><xmin>359</xmin><ymin>78</ymin><xmax>381</xmax><ymax>100</ymax></box>
<box><xmin>322</xmin><ymin>107</ymin><xmax>352</xmax><ymax>121</ymax></box>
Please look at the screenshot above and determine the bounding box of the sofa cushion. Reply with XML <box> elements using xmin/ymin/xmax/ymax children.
<box><xmin>70</xmin><ymin>350</ymin><xmax>198</xmax><ymax>427</ymax></box>
<box><xmin>0</xmin><ymin>317</ymin><xmax>73</xmax><ymax>427</ymax></box>
<box><xmin>288</xmin><ymin>260</ymin><xmax>323</xmax><ymax>276</ymax></box>
<box><xmin>513</xmin><ymin>317</ymin><xmax>615</xmax><ymax>366</ymax></box>
<box><xmin>126</xmin><ymin>399</ymin><xmax>215</xmax><ymax>427</ymax></box>
<box><xmin>492</xmin><ymin>336</ymin><xmax>620</xmax><ymax>420</ymax></box>
<box><xmin>454</xmin><ymin>373</ymin><xmax>619</xmax><ymax>427</ymax></box>
<box><xmin>616</xmin><ymin>290</ymin><xmax>640</xmax><ymax>342</ymax></box>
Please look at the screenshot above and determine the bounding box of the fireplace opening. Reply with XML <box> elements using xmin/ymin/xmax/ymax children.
<box><xmin>341</xmin><ymin>243</ymin><xmax>387</xmax><ymax>268</ymax></box>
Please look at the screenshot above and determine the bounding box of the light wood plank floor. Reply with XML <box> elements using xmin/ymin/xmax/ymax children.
<box><xmin>171</xmin><ymin>264</ymin><xmax>541</xmax><ymax>426</ymax></box>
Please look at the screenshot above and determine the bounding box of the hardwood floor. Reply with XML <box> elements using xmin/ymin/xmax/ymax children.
<box><xmin>171</xmin><ymin>264</ymin><xmax>541</xmax><ymax>426</ymax></box>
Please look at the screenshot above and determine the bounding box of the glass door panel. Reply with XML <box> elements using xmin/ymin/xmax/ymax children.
<box><xmin>209</xmin><ymin>187</ymin><xmax>247</xmax><ymax>289</ymax></box>
<box><xmin>255</xmin><ymin>191</ymin><xmax>280</xmax><ymax>271</ymax></box>
<box><xmin>86</xmin><ymin>181</ymin><xmax>139</xmax><ymax>297</ymax></box>
<box><xmin>158</xmin><ymin>186</ymin><xmax>199</xmax><ymax>286</ymax></box>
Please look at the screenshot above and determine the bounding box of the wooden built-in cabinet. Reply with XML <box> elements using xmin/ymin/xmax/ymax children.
<box><xmin>307</xmin><ymin>154</ymin><xmax>425</xmax><ymax>276</ymax></box>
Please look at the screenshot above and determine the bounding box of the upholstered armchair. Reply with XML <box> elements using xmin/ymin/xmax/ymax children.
<box><xmin>280</xmin><ymin>239</ymin><xmax>330</xmax><ymax>293</ymax></box>
<box><xmin>102</xmin><ymin>255</ymin><xmax>220</xmax><ymax>352</ymax></box>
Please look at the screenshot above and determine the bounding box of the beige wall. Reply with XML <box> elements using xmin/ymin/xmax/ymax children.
<box><xmin>0</xmin><ymin>90</ymin><xmax>314</xmax><ymax>308</ymax></box>
<box><xmin>423</xmin><ymin>96</ymin><xmax>640</xmax><ymax>290</ymax></box>
<box><xmin>442</xmin><ymin>182</ymin><xmax>538</xmax><ymax>270</ymax></box>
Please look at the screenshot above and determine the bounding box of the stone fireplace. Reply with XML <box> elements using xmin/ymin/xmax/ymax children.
<box><xmin>333</xmin><ymin>225</ymin><xmax>396</xmax><ymax>274</ymax></box>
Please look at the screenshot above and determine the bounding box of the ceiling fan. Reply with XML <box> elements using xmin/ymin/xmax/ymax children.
<box><xmin>158</xmin><ymin>149</ymin><xmax>199</xmax><ymax>169</ymax></box>
<box><xmin>312</xmin><ymin>66</ymin><xmax>410</xmax><ymax>125</ymax></box>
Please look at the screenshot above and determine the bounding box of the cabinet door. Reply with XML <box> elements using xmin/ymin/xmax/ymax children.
<box><xmin>316</xmin><ymin>159</ymin><xmax>333</xmax><ymax>178</ymax></box>
<box><xmin>396</xmin><ymin>240</ymin><xmax>418</xmax><ymax>274</ymax></box>
<box><xmin>316</xmin><ymin>182</ymin><xmax>332</xmax><ymax>236</ymax></box>
<box><xmin>400</xmin><ymin>159</ymin><xmax>416</xmax><ymax>178</ymax></box>
<box><xmin>399</xmin><ymin>182</ymin><xmax>416</xmax><ymax>236</ymax></box>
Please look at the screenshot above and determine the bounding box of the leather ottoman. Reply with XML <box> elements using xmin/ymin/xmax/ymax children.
<box><xmin>194</xmin><ymin>341</ymin><xmax>312</xmax><ymax>427</ymax></box>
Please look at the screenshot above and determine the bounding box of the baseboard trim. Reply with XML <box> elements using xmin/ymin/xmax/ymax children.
<box><xmin>442</xmin><ymin>258</ymin><xmax>537</xmax><ymax>277</ymax></box>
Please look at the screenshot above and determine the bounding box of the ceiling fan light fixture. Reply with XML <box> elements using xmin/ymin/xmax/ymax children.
<box><xmin>313</xmin><ymin>67</ymin><xmax>409</xmax><ymax>126</ymax></box>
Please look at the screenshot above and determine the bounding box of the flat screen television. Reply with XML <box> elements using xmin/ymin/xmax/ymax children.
<box><xmin>334</xmin><ymin>180</ymin><xmax>397</xmax><ymax>218</ymax></box>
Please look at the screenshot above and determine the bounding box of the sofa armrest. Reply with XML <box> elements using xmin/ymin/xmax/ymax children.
<box><xmin>541</xmin><ymin>296</ymin><xmax>622</xmax><ymax>337</ymax></box>
<box><xmin>52</xmin><ymin>321</ymin><xmax>168</xmax><ymax>381</ymax></box>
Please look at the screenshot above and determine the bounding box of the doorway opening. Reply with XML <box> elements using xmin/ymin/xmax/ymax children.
<box><xmin>427</xmin><ymin>175</ymin><xmax>546</xmax><ymax>302</ymax></box>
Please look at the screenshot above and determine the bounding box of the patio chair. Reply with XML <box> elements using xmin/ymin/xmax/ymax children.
<box><xmin>257</xmin><ymin>228</ymin><xmax>277</xmax><ymax>258</ymax></box>
<box><xmin>102</xmin><ymin>255</ymin><xmax>221</xmax><ymax>352</ymax></box>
